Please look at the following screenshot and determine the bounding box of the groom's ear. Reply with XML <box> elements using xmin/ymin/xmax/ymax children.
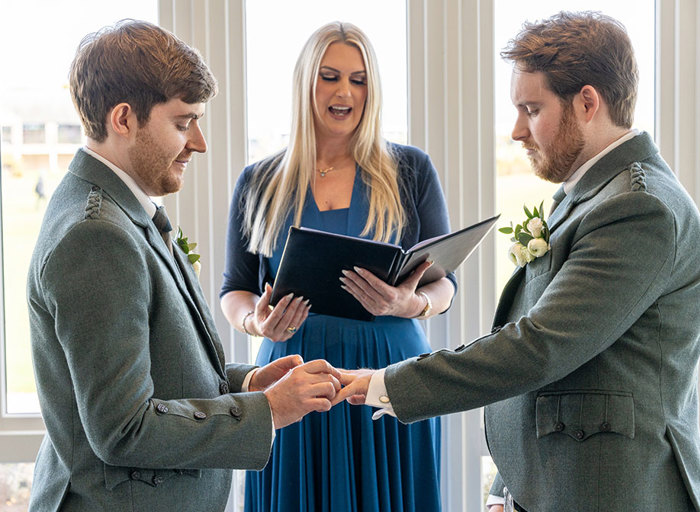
<box><xmin>575</xmin><ymin>85</ymin><xmax>601</xmax><ymax>122</ymax></box>
<box><xmin>108</xmin><ymin>102</ymin><xmax>139</xmax><ymax>139</ymax></box>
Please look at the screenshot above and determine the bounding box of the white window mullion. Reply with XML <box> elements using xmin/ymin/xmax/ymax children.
<box><xmin>408</xmin><ymin>1</ymin><xmax>497</xmax><ymax>511</ymax></box>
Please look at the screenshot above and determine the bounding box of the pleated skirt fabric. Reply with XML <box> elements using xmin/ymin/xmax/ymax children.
<box><xmin>245</xmin><ymin>314</ymin><xmax>441</xmax><ymax>512</ymax></box>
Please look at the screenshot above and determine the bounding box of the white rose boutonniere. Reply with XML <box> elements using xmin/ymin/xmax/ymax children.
<box><xmin>175</xmin><ymin>228</ymin><xmax>201</xmax><ymax>278</ymax></box>
<box><xmin>499</xmin><ymin>202</ymin><xmax>551</xmax><ymax>267</ymax></box>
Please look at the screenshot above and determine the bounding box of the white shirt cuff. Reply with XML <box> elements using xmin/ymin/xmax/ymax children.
<box><xmin>365</xmin><ymin>368</ymin><xmax>397</xmax><ymax>419</ymax></box>
<box><xmin>241</xmin><ymin>369</ymin><xmax>275</xmax><ymax>444</ymax></box>
<box><xmin>485</xmin><ymin>494</ymin><xmax>505</xmax><ymax>507</ymax></box>
<box><xmin>241</xmin><ymin>369</ymin><xmax>255</xmax><ymax>392</ymax></box>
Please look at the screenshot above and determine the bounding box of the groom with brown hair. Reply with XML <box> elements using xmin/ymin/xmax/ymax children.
<box><xmin>337</xmin><ymin>11</ymin><xmax>700</xmax><ymax>512</ymax></box>
<box><xmin>27</xmin><ymin>20</ymin><xmax>340</xmax><ymax>511</ymax></box>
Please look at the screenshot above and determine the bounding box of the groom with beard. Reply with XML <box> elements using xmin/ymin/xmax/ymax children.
<box><xmin>335</xmin><ymin>11</ymin><xmax>700</xmax><ymax>512</ymax></box>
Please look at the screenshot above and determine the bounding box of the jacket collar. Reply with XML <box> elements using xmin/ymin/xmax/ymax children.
<box><xmin>68</xmin><ymin>148</ymin><xmax>153</xmax><ymax>230</ymax></box>
<box><xmin>547</xmin><ymin>131</ymin><xmax>658</xmax><ymax>233</ymax></box>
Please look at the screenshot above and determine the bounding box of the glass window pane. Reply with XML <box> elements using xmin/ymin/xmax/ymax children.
<box><xmin>0</xmin><ymin>1</ymin><xmax>158</xmax><ymax>415</ymax></box>
<box><xmin>494</xmin><ymin>2</ymin><xmax>655</xmax><ymax>294</ymax></box>
<box><xmin>245</xmin><ymin>0</ymin><xmax>407</xmax><ymax>166</ymax></box>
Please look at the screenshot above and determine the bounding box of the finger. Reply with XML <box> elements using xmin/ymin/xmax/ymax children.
<box><xmin>301</xmin><ymin>359</ymin><xmax>341</xmax><ymax>379</ymax></box>
<box><xmin>307</xmin><ymin>397</ymin><xmax>332</xmax><ymax>413</ymax></box>
<box><xmin>337</xmin><ymin>371</ymin><xmax>358</xmax><ymax>386</ymax></box>
<box><xmin>281</xmin><ymin>296</ymin><xmax>307</xmax><ymax>331</ymax></box>
<box><xmin>263</xmin><ymin>293</ymin><xmax>296</xmax><ymax>333</ymax></box>
<box><xmin>288</xmin><ymin>299</ymin><xmax>310</xmax><ymax>330</ymax></box>
<box><xmin>331</xmin><ymin>382</ymin><xmax>362</xmax><ymax>405</ymax></box>
<box><xmin>274</xmin><ymin>354</ymin><xmax>304</xmax><ymax>370</ymax></box>
<box><xmin>340</xmin><ymin>276</ymin><xmax>379</xmax><ymax>310</ymax></box>
<box><xmin>401</xmin><ymin>260</ymin><xmax>434</xmax><ymax>291</ymax></box>
<box><xmin>347</xmin><ymin>394</ymin><xmax>367</xmax><ymax>405</ymax></box>
<box><xmin>306</xmin><ymin>381</ymin><xmax>339</xmax><ymax>400</ymax></box>
<box><xmin>342</xmin><ymin>269</ymin><xmax>386</xmax><ymax>300</ymax></box>
<box><xmin>352</xmin><ymin>267</ymin><xmax>391</xmax><ymax>290</ymax></box>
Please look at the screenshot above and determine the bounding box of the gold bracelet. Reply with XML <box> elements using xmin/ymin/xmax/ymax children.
<box><xmin>415</xmin><ymin>291</ymin><xmax>432</xmax><ymax>319</ymax></box>
<box><xmin>242</xmin><ymin>310</ymin><xmax>255</xmax><ymax>336</ymax></box>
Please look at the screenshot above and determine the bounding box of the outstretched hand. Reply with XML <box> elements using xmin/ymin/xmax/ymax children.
<box><xmin>251</xmin><ymin>283</ymin><xmax>310</xmax><ymax>342</ymax></box>
<box><xmin>331</xmin><ymin>369</ymin><xmax>376</xmax><ymax>406</ymax></box>
<box><xmin>339</xmin><ymin>260</ymin><xmax>433</xmax><ymax>318</ymax></box>
<box><xmin>263</xmin><ymin>359</ymin><xmax>342</xmax><ymax>429</ymax></box>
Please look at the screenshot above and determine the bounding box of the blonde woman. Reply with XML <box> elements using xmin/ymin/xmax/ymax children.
<box><xmin>221</xmin><ymin>22</ymin><xmax>455</xmax><ymax>512</ymax></box>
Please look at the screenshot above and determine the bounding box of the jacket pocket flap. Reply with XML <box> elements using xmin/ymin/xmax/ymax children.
<box><xmin>536</xmin><ymin>389</ymin><xmax>635</xmax><ymax>441</ymax></box>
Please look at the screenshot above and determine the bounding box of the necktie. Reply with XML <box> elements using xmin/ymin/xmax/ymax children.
<box><xmin>152</xmin><ymin>205</ymin><xmax>173</xmax><ymax>251</ymax></box>
<box><xmin>549</xmin><ymin>185</ymin><xmax>566</xmax><ymax>217</ymax></box>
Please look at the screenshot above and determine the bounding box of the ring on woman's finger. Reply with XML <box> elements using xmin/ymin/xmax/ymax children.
<box><xmin>286</xmin><ymin>325</ymin><xmax>297</xmax><ymax>334</ymax></box>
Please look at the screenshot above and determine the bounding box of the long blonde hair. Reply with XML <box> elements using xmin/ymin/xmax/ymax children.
<box><xmin>243</xmin><ymin>21</ymin><xmax>405</xmax><ymax>257</ymax></box>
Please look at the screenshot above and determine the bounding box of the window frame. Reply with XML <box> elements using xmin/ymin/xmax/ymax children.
<box><xmin>2</xmin><ymin>3</ymin><xmax>699</xmax><ymax>512</ymax></box>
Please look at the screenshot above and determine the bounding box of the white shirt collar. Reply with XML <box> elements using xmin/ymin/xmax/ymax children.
<box><xmin>82</xmin><ymin>146</ymin><xmax>157</xmax><ymax>218</ymax></box>
<box><xmin>564</xmin><ymin>129</ymin><xmax>639</xmax><ymax>194</ymax></box>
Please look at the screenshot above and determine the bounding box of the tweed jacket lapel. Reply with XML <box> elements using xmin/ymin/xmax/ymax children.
<box><xmin>68</xmin><ymin>149</ymin><xmax>226</xmax><ymax>377</ymax></box>
<box><xmin>172</xmin><ymin>246</ymin><xmax>226</xmax><ymax>372</ymax></box>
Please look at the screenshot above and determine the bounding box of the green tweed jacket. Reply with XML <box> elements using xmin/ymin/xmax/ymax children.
<box><xmin>27</xmin><ymin>150</ymin><xmax>273</xmax><ymax>511</ymax></box>
<box><xmin>384</xmin><ymin>132</ymin><xmax>700</xmax><ymax>511</ymax></box>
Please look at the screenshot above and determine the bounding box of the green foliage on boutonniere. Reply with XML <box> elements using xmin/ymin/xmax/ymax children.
<box><xmin>175</xmin><ymin>228</ymin><xmax>201</xmax><ymax>276</ymax></box>
<box><xmin>499</xmin><ymin>202</ymin><xmax>551</xmax><ymax>267</ymax></box>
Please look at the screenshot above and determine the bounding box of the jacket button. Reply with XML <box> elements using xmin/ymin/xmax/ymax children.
<box><xmin>600</xmin><ymin>422</ymin><xmax>611</xmax><ymax>432</ymax></box>
<box><xmin>193</xmin><ymin>411</ymin><xmax>207</xmax><ymax>420</ymax></box>
<box><xmin>219</xmin><ymin>382</ymin><xmax>230</xmax><ymax>395</ymax></box>
<box><xmin>230</xmin><ymin>406</ymin><xmax>242</xmax><ymax>419</ymax></box>
<box><xmin>152</xmin><ymin>475</ymin><xmax>165</xmax><ymax>486</ymax></box>
<box><xmin>574</xmin><ymin>429</ymin><xmax>585</xmax><ymax>440</ymax></box>
<box><xmin>554</xmin><ymin>422</ymin><xmax>565</xmax><ymax>432</ymax></box>
<box><xmin>155</xmin><ymin>403</ymin><xmax>169</xmax><ymax>414</ymax></box>
<box><xmin>130</xmin><ymin>470</ymin><xmax>141</xmax><ymax>480</ymax></box>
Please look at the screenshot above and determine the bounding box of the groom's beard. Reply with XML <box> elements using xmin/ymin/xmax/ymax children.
<box><xmin>526</xmin><ymin>103</ymin><xmax>585</xmax><ymax>184</ymax></box>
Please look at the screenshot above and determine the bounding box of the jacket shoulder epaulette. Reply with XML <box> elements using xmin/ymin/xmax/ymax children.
<box><xmin>84</xmin><ymin>186</ymin><xmax>103</xmax><ymax>219</ymax></box>
<box><xmin>628</xmin><ymin>162</ymin><xmax>647</xmax><ymax>192</ymax></box>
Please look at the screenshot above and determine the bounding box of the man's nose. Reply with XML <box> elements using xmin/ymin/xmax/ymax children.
<box><xmin>511</xmin><ymin>114</ymin><xmax>529</xmax><ymax>142</ymax></box>
<box><xmin>187</xmin><ymin>122</ymin><xmax>207</xmax><ymax>153</ymax></box>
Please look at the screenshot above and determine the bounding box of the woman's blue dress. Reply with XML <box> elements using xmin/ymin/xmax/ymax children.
<box><xmin>244</xmin><ymin>170</ymin><xmax>442</xmax><ymax>512</ymax></box>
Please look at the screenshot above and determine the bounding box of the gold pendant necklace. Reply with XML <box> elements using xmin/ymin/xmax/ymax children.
<box><xmin>317</xmin><ymin>166</ymin><xmax>334</xmax><ymax>177</ymax></box>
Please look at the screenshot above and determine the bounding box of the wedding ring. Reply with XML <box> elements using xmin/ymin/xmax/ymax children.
<box><xmin>286</xmin><ymin>326</ymin><xmax>297</xmax><ymax>334</ymax></box>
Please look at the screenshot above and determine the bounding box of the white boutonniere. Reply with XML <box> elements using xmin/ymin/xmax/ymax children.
<box><xmin>175</xmin><ymin>228</ymin><xmax>201</xmax><ymax>277</ymax></box>
<box><xmin>499</xmin><ymin>202</ymin><xmax>551</xmax><ymax>267</ymax></box>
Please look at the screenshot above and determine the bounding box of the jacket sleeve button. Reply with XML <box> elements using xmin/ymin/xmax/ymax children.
<box><xmin>574</xmin><ymin>429</ymin><xmax>585</xmax><ymax>440</ymax></box>
<box><xmin>600</xmin><ymin>422</ymin><xmax>611</xmax><ymax>432</ymax></box>
<box><xmin>155</xmin><ymin>403</ymin><xmax>169</xmax><ymax>414</ymax></box>
<box><xmin>152</xmin><ymin>475</ymin><xmax>165</xmax><ymax>486</ymax></box>
<box><xmin>219</xmin><ymin>382</ymin><xmax>230</xmax><ymax>394</ymax></box>
<box><xmin>130</xmin><ymin>470</ymin><xmax>141</xmax><ymax>480</ymax></box>
<box><xmin>230</xmin><ymin>406</ymin><xmax>242</xmax><ymax>419</ymax></box>
<box><xmin>554</xmin><ymin>422</ymin><xmax>565</xmax><ymax>432</ymax></box>
<box><xmin>193</xmin><ymin>411</ymin><xmax>207</xmax><ymax>420</ymax></box>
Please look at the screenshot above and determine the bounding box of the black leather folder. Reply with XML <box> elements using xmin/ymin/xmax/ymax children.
<box><xmin>270</xmin><ymin>214</ymin><xmax>500</xmax><ymax>321</ymax></box>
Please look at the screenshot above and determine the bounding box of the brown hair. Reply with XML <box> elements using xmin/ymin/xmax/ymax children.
<box><xmin>69</xmin><ymin>19</ymin><xmax>218</xmax><ymax>142</ymax></box>
<box><xmin>501</xmin><ymin>11</ymin><xmax>638</xmax><ymax>128</ymax></box>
